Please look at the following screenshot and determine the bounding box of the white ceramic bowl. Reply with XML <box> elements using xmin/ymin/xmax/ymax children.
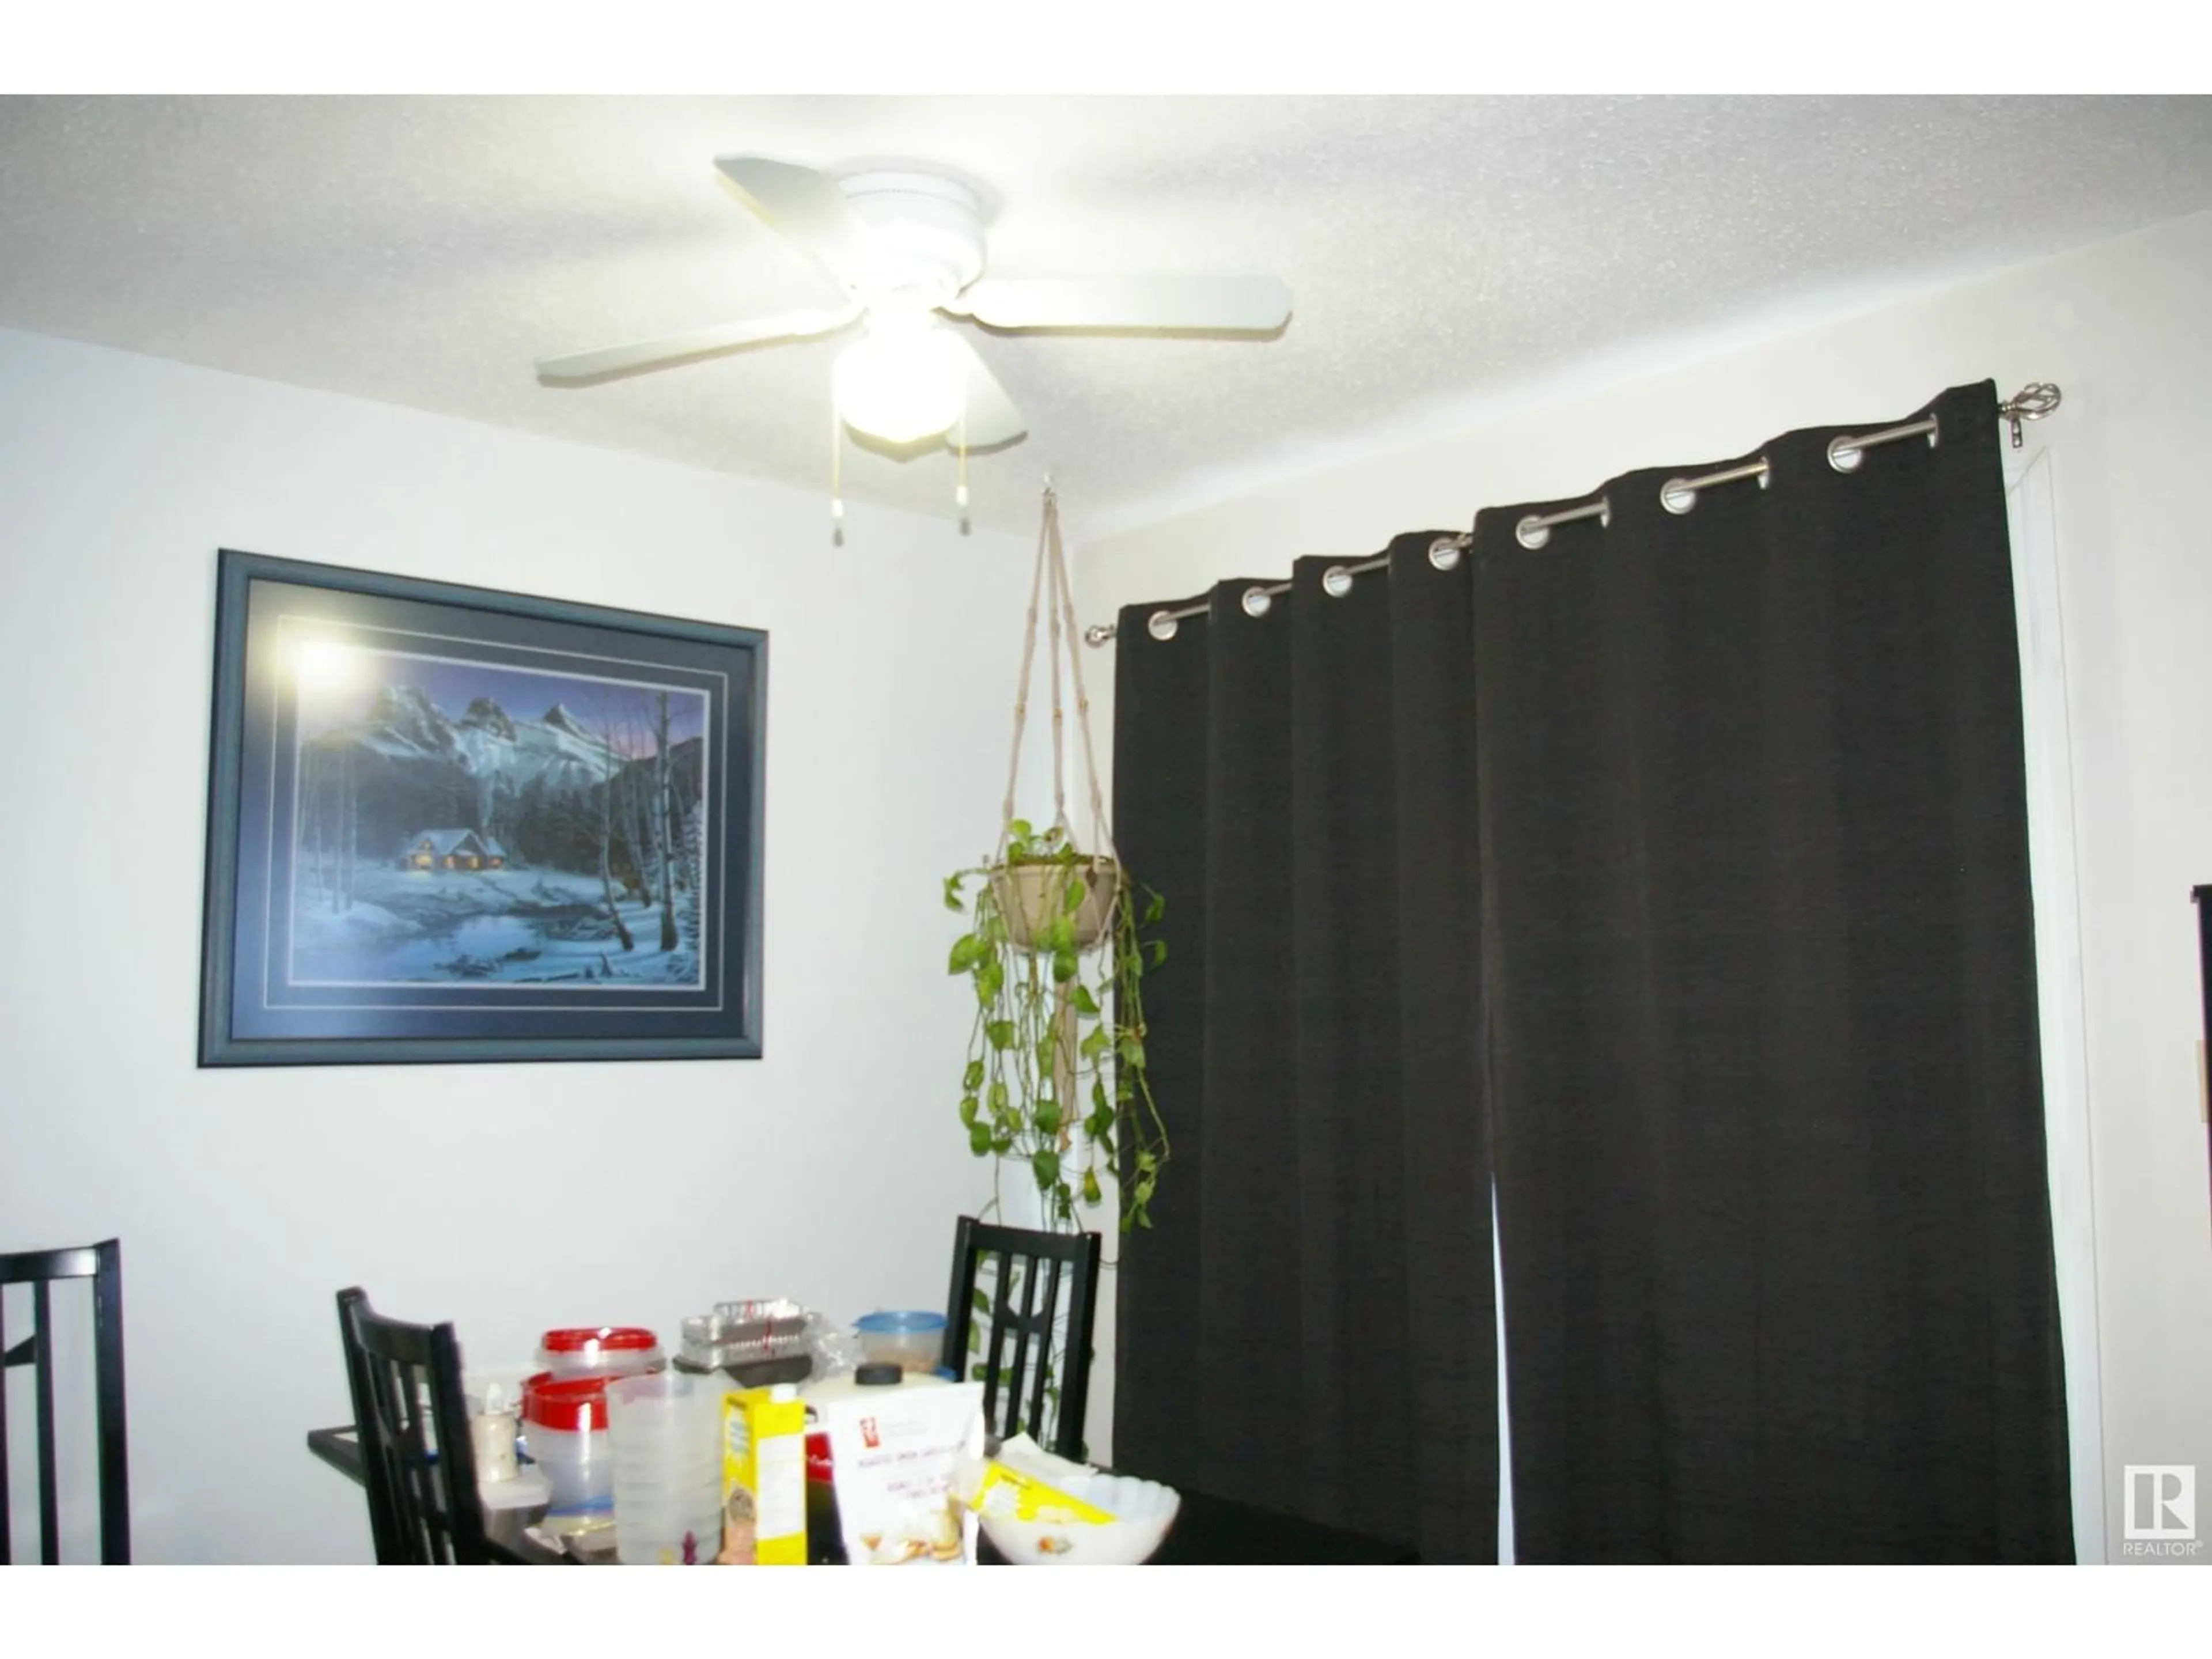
<box><xmin>979</xmin><ymin>1473</ymin><xmax>1181</xmax><ymax>1566</ymax></box>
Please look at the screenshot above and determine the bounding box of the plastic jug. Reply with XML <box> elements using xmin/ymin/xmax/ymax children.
<box><xmin>606</xmin><ymin>1370</ymin><xmax>724</xmax><ymax>1565</ymax></box>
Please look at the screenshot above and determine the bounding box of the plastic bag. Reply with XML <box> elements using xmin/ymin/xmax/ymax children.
<box><xmin>817</xmin><ymin>1380</ymin><xmax>985</xmax><ymax>1565</ymax></box>
<box><xmin>955</xmin><ymin>1433</ymin><xmax>1116</xmax><ymax>1524</ymax></box>
<box><xmin>804</xmin><ymin>1311</ymin><xmax>865</xmax><ymax>1382</ymax></box>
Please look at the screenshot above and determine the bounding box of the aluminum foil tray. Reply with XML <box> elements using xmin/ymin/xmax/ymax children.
<box><xmin>679</xmin><ymin>1297</ymin><xmax>810</xmax><ymax>1368</ymax></box>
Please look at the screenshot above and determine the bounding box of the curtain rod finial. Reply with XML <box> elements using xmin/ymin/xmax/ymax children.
<box><xmin>2000</xmin><ymin>382</ymin><xmax>2062</xmax><ymax>448</ymax></box>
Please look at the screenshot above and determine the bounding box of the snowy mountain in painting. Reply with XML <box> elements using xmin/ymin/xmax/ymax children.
<box><xmin>299</xmin><ymin>679</ymin><xmax>704</xmax><ymax>881</ymax></box>
<box><xmin>457</xmin><ymin>695</ymin><xmax>514</xmax><ymax>740</ymax></box>
<box><xmin>342</xmin><ymin>685</ymin><xmax>618</xmax><ymax>791</ymax></box>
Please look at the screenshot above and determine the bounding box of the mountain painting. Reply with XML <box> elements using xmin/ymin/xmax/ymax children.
<box><xmin>286</xmin><ymin>646</ymin><xmax>711</xmax><ymax>989</ymax></box>
<box><xmin>203</xmin><ymin>550</ymin><xmax>764</xmax><ymax>1066</ymax></box>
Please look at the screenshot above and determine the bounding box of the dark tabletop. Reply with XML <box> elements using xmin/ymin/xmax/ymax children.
<box><xmin>308</xmin><ymin>1427</ymin><xmax>555</xmax><ymax>1564</ymax></box>
<box><xmin>306</xmin><ymin>1425</ymin><xmax>1416</xmax><ymax>1566</ymax></box>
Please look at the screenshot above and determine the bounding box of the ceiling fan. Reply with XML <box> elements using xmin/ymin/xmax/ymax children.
<box><xmin>534</xmin><ymin>156</ymin><xmax>1294</xmax><ymax>450</ymax></box>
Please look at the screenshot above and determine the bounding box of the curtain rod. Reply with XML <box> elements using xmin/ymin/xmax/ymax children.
<box><xmin>1082</xmin><ymin>381</ymin><xmax>2062</xmax><ymax>647</ymax></box>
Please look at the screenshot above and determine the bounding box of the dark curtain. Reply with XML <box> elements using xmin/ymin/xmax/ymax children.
<box><xmin>1112</xmin><ymin>381</ymin><xmax>2073</xmax><ymax>1563</ymax></box>
<box><xmin>1112</xmin><ymin>532</ymin><xmax>1499</xmax><ymax>1564</ymax></box>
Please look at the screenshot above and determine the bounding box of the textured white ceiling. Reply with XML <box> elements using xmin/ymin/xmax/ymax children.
<box><xmin>4</xmin><ymin>94</ymin><xmax>2210</xmax><ymax>537</ymax></box>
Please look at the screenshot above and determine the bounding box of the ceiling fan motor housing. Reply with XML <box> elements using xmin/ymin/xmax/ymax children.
<box><xmin>836</xmin><ymin>171</ymin><xmax>987</xmax><ymax>307</ymax></box>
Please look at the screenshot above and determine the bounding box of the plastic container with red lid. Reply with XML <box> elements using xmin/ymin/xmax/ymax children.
<box><xmin>535</xmin><ymin>1327</ymin><xmax>664</xmax><ymax>1381</ymax></box>
<box><xmin>522</xmin><ymin>1371</ymin><xmax>615</xmax><ymax>1512</ymax></box>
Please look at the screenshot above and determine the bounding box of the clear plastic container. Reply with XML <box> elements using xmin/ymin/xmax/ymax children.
<box><xmin>535</xmin><ymin>1327</ymin><xmax>664</xmax><ymax>1381</ymax></box>
<box><xmin>606</xmin><ymin>1372</ymin><xmax>723</xmax><ymax>1565</ymax></box>
<box><xmin>521</xmin><ymin>1372</ymin><xmax>613</xmax><ymax>1512</ymax></box>
<box><xmin>853</xmin><ymin>1310</ymin><xmax>948</xmax><ymax>1374</ymax></box>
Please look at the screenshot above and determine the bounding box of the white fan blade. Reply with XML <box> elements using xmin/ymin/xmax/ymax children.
<box><xmin>535</xmin><ymin>304</ymin><xmax>861</xmax><ymax>381</ymax></box>
<box><xmin>713</xmin><ymin>156</ymin><xmax>882</xmax><ymax>293</ymax></box>
<box><xmin>955</xmin><ymin>274</ymin><xmax>1291</xmax><ymax>333</ymax></box>
<box><xmin>945</xmin><ymin>334</ymin><xmax>1026</xmax><ymax>449</ymax></box>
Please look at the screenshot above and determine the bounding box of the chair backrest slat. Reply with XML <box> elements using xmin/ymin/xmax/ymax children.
<box><xmin>0</xmin><ymin>1289</ymin><xmax>10</xmax><ymax>1563</ymax></box>
<box><xmin>1021</xmin><ymin>1256</ymin><xmax>1064</xmax><ymax>1442</ymax></box>
<box><xmin>33</xmin><ymin>1279</ymin><xmax>58</xmax><ymax>1565</ymax></box>
<box><xmin>1000</xmin><ymin>1250</ymin><xmax>1031</xmax><ymax>1426</ymax></box>
<box><xmin>1</xmin><ymin>1238</ymin><xmax>130</xmax><ymax>1565</ymax></box>
<box><xmin>92</xmin><ymin>1244</ymin><xmax>130</xmax><ymax>1567</ymax></box>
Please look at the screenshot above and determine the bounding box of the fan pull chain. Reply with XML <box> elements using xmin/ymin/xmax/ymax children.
<box><xmin>955</xmin><ymin>415</ymin><xmax>970</xmax><ymax>534</ymax></box>
<box><xmin>828</xmin><ymin>404</ymin><xmax>844</xmax><ymax>545</ymax></box>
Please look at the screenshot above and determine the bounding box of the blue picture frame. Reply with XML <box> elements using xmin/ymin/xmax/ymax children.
<box><xmin>199</xmin><ymin>549</ymin><xmax>766</xmax><ymax>1065</ymax></box>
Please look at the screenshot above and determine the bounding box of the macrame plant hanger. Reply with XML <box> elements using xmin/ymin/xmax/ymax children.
<box><xmin>999</xmin><ymin>482</ymin><xmax>1113</xmax><ymax>872</ymax></box>
<box><xmin>997</xmin><ymin>482</ymin><xmax>1118</xmax><ymax>1137</ymax></box>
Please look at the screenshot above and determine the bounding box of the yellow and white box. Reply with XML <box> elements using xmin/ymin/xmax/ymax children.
<box><xmin>720</xmin><ymin>1384</ymin><xmax>806</xmax><ymax>1565</ymax></box>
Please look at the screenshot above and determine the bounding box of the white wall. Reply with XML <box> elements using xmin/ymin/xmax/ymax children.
<box><xmin>1074</xmin><ymin>209</ymin><xmax>2212</xmax><ymax>1564</ymax></box>
<box><xmin>0</xmin><ymin>327</ymin><xmax>1036</xmax><ymax>1563</ymax></box>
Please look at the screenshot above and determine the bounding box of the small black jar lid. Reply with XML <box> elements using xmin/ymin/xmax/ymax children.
<box><xmin>854</xmin><ymin>1362</ymin><xmax>904</xmax><ymax>1385</ymax></box>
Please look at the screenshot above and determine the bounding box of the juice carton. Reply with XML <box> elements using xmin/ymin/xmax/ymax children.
<box><xmin>719</xmin><ymin>1384</ymin><xmax>806</xmax><ymax>1565</ymax></box>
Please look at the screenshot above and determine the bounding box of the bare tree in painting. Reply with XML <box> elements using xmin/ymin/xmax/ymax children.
<box><xmin>679</xmin><ymin>791</ymin><xmax>704</xmax><ymax>951</ymax></box>
<box><xmin>654</xmin><ymin>691</ymin><xmax>679</xmax><ymax>952</ymax></box>
<box><xmin>618</xmin><ymin>698</ymin><xmax>660</xmax><ymax>910</ymax></box>
<box><xmin>664</xmin><ymin>719</ymin><xmax>689</xmax><ymax>895</ymax></box>
<box><xmin>594</xmin><ymin>722</ymin><xmax>635</xmax><ymax>953</ymax></box>
<box><xmin>631</xmin><ymin>762</ymin><xmax>657</xmax><ymax>905</ymax></box>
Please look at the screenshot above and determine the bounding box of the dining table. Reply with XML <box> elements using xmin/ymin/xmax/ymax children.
<box><xmin>305</xmin><ymin>1424</ymin><xmax>1418</xmax><ymax>1565</ymax></box>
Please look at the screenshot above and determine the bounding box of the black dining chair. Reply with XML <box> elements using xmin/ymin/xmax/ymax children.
<box><xmin>335</xmin><ymin>1287</ymin><xmax>488</xmax><ymax>1565</ymax></box>
<box><xmin>941</xmin><ymin>1215</ymin><xmax>1102</xmax><ymax>1461</ymax></box>
<box><xmin>1</xmin><ymin>1238</ymin><xmax>130</xmax><ymax>1565</ymax></box>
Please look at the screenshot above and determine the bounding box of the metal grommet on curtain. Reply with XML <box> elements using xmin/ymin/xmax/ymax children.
<box><xmin>1516</xmin><ymin>497</ymin><xmax>1609</xmax><ymax>550</ymax></box>
<box><xmin>1828</xmin><ymin>413</ymin><xmax>1939</xmax><ymax>474</ymax></box>
<box><xmin>1241</xmin><ymin>586</ymin><xmax>1273</xmax><ymax>618</ymax></box>
<box><xmin>1428</xmin><ymin>536</ymin><xmax>1466</xmax><ymax>571</ymax></box>
<box><xmin>1146</xmin><ymin>609</ymin><xmax>1179</xmax><ymax>642</ymax></box>
<box><xmin>1661</xmin><ymin>458</ymin><xmax>1771</xmax><ymax>513</ymax></box>
<box><xmin>1321</xmin><ymin>565</ymin><xmax>1355</xmax><ymax>598</ymax></box>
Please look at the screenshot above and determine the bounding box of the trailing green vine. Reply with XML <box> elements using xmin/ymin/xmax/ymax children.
<box><xmin>944</xmin><ymin>819</ymin><xmax>1169</xmax><ymax>1231</ymax></box>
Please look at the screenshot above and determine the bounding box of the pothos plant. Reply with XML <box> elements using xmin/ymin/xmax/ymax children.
<box><xmin>944</xmin><ymin>817</ymin><xmax>1169</xmax><ymax>1231</ymax></box>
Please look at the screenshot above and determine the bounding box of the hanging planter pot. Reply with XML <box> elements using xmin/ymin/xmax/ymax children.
<box><xmin>991</xmin><ymin>854</ymin><xmax>1120</xmax><ymax>953</ymax></box>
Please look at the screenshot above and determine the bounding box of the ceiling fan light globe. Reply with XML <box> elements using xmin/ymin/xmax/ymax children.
<box><xmin>834</xmin><ymin>327</ymin><xmax>967</xmax><ymax>445</ymax></box>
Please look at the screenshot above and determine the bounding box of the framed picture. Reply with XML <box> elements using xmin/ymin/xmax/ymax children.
<box><xmin>199</xmin><ymin>549</ymin><xmax>765</xmax><ymax>1065</ymax></box>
